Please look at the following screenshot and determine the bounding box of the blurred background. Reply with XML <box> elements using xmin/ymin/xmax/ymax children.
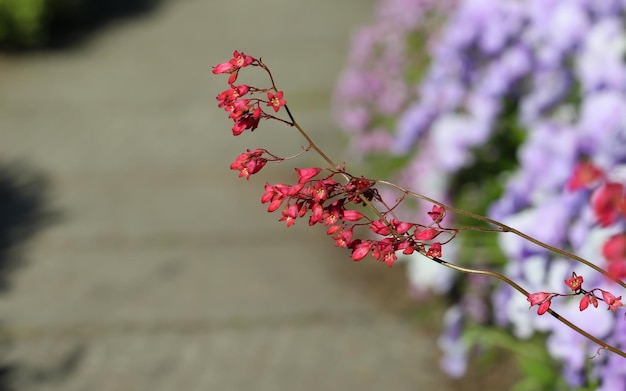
<box><xmin>0</xmin><ymin>0</ymin><xmax>520</xmax><ymax>390</ymax></box>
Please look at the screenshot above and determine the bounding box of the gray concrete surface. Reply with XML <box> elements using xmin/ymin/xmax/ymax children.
<box><xmin>0</xmin><ymin>1</ymin><xmax>513</xmax><ymax>390</ymax></box>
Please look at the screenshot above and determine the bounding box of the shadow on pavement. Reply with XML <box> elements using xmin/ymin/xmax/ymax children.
<box><xmin>2</xmin><ymin>0</ymin><xmax>164</xmax><ymax>51</ymax></box>
<box><xmin>0</xmin><ymin>161</ymin><xmax>59</xmax><ymax>391</ymax></box>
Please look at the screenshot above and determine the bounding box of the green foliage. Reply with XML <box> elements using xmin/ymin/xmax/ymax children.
<box><xmin>0</xmin><ymin>0</ymin><xmax>46</xmax><ymax>45</ymax></box>
<box><xmin>449</xmin><ymin>98</ymin><xmax>526</xmax><ymax>266</ymax></box>
<box><xmin>0</xmin><ymin>0</ymin><xmax>83</xmax><ymax>47</ymax></box>
<box><xmin>465</xmin><ymin>326</ymin><xmax>563</xmax><ymax>391</ymax></box>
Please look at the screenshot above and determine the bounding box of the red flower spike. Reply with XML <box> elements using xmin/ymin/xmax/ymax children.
<box><xmin>428</xmin><ymin>205</ymin><xmax>445</xmax><ymax>222</ymax></box>
<box><xmin>267</xmin><ymin>91</ymin><xmax>287</xmax><ymax>112</ymax></box>
<box><xmin>426</xmin><ymin>242</ymin><xmax>442</xmax><ymax>258</ymax></box>
<box><xmin>295</xmin><ymin>167</ymin><xmax>322</xmax><ymax>184</ymax></box>
<box><xmin>564</xmin><ymin>272</ymin><xmax>584</xmax><ymax>292</ymax></box>
<box><xmin>591</xmin><ymin>182</ymin><xmax>625</xmax><ymax>227</ymax></box>
<box><xmin>567</xmin><ymin>161</ymin><xmax>605</xmax><ymax>191</ymax></box>
<box><xmin>601</xmin><ymin>290</ymin><xmax>623</xmax><ymax>312</ymax></box>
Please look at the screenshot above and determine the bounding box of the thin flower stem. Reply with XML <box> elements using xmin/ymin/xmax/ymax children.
<box><xmin>272</xmin><ymin>82</ymin><xmax>626</xmax><ymax>358</ymax></box>
<box><xmin>429</xmin><ymin>255</ymin><xmax>626</xmax><ymax>358</ymax></box>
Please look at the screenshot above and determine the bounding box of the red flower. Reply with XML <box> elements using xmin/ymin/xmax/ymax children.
<box><xmin>267</xmin><ymin>91</ymin><xmax>286</xmax><ymax>112</ymax></box>
<box><xmin>566</xmin><ymin>161</ymin><xmax>604</xmax><ymax>191</ymax></box>
<box><xmin>601</xmin><ymin>290</ymin><xmax>623</xmax><ymax>312</ymax></box>
<box><xmin>591</xmin><ymin>182</ymin><xmax>625</xmax><ymax>227</ymax></box>
<box><xmin>295</xmin><ymin>167</ymin><xmax>322</xmax><ymax>184</ymax></box>
<box><xmin>279</xmin><ymin>204</ymin><xmax>299</xmax><ymax>227</ymax></box>
<box><xmin>213</xmin><ymin>51</ymin><xmax>256</xmax><ymax>84</ymax></box>
<box><xmin>230</xmin><ymin>50</ymin><xmax>254</xmax><ymax>68</ymax></box>
<box><xmin>350</xmin><ymin>240</ymin><xmax>372</xmax><ymax>261</ymax></box>
<box><xmin>527</xmin><ymin>292</ymin><xmax>553</xmax><ymax>315</ymax></box>
<box><xmin>369</xmin><ymin>219</ymin><xmax>391</xmax><ymax>236</ymax></box>
<box><xmin>212</xmin><ymin>62</ymin><xmax>235</xmax><ymax>75</ymax></box>
<box><xmin>579</xmin><ymin>293</ymin><xmax>599</xmax><ymax>311</ymax></box>
<box><xmin>564</xmin><ymin>272</ymin><xmax>584</xmax><ymax>292</ymax></box>
<box><xmin>230</xmin><ymin>149</ymin><xmax>267</xmax><ymax>180</ymax></box>
<box><xmin>333</xmin><ymin>228</ymin><xmax>353</xmax><ymax>248</ymax></box>
<box><xmin>427</xmin><ymin>205</ymin><xmax>445</xmax><ymax>222</ymax></box>
<box><xmin>391</xmin><ymin>219</ymin><xmax>413</xmax><ymax>235</ymax></box>
<box><xmin>342</xmin><ymin>209</ymin><xmax>365</xmax><ymax>222</ymax></box>
<box><xmin>603</xmin><ymin>234</ymin><xmax>626</xmax><ymax>279</ymax></box>
<box><xmin>426</xmin><ymin>242</ymin><xmax>442</xmax><ymax>258</ymax></box>
<box><xmin>415</xmin><ymin>228</ymin><xmax>439</xmax><ymax>241</ymax></box>
<box><xmin>537</xmin><ymin>299</ymin><xmax>552</xmax><ymax>315</ymax></box>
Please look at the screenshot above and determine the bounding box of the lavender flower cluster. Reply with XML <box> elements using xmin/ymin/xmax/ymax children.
<box><xmin>336</xmin><ymin>0</ymin><xmax>626</xmax><ymax>388</ymax></box>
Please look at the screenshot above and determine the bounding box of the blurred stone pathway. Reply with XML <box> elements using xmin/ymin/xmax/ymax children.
<box><xmin>0</xmin><ymin>0</ymin><xmax>510</xmax><ymax>390</ymax></box>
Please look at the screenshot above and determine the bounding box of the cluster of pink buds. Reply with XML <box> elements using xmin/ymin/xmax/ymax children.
<box><xmin>213</xmin><ymin>51</ymin><xmax>288</xmax><ymax>135</ymax></box>
<box><xmin>261</xmin><ymin>168</ymin><xmax>449</xmax><ymax>266</ymax></box>
<box><xmin>213</xmin><ymin>51</ymin><xmax>452</xmax><ymax>267</ymax></box>
<box><xmin>527</xmin><ymin>272</ymin><xmax>623</xmax><ymax>315</ymax></box>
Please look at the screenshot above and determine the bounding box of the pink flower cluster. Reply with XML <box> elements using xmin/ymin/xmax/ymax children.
<box><xmin>213</xmin><ymin>51</ymin><xmax>287</xmax><ymax>135</ymax></box>
<box><xmin>261</xmin><ymin>167</ymin><xmax>447</xmax><ymax>266</ymax></box>
<box><xmin>528</xmin><ymin>272</ymin><xmax>623</xmax><ymax>315</ymax></box>
<box><xmin>214</xmin><ymin>51</ymin><xmax>450</xmax><ymax>267</ymax></box>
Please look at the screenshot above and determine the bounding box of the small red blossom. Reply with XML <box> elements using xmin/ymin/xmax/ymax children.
<box><xmin>579</xmin><ymin>293</ymin><xmax>599</xmax><ymax>311</ymax></box>
<box><xmin>527</xmin><ymin>292</ymin><xmax>551</xmax><ymax>306</ymax></box>
<box><xmin>267</xmin><ymin>91</ymin><xmax>287</xmax><ymax>112</ymax></box>
<box><xmin>230</xmin><ymin>50</ymin><xmax>254</xmax><ymax>68</ymax></box>
<box><xmin>601</xmin><ymin>290</ymin><xmax>623</xmax><ymax>312</ymax></box>
<box><xmin>279</xmin><ymin>203</ymin><xmax>299</xmax><ymax>227</ymax></box>
<box><xmin>333</xmin><ymin>229</ymin><xmax>354</xmax><ymax>248</ymax></box>
<box><xmin>342</xmin><ymin>209</ymin><xmax>365</xmax><ymax>222</ymax></box>
<box><xmin>213</xmin><ymin>51</ymin><xmax>256</xmax><ymax>84</ymax></box>
<box><xmin>591</xmin><ymin>182</ymin><xmax>625</xmax><ymax>227</ymax></box>
<box><xmin>415</xmin><ymin>228</ymin><xmax>439</xmax><ymax>241</ymax></box>
<box><xmin>567</xmin><ymin>161</ymin><xmax>605</xmax><ymax>191</ymax></box>
<box><xmin>391</xmin><ymin>219</ymin><xmax>413</xmax><ymax>235</ymax></box>
<box><xmin>564</xmin><ymin>272</ymin><xmax>584</xmax><ymax>292</ymax></box>
<box><xmin>527</xmin><ymin>292</ymin><xmax>553</xmax><ymax>314</ymax></box>
<box><xmin>350</xmin><ymin>240</ymin><xmax>372</xmax><ymax>261</ymax></box>
<box><xmin>231</xmin><ymin>105</ymin><xmax>262</xmax><ymax>136</ymax></box>
<box><xmin>295</xmin><ymin>167</ymin><xmax>322</xmax><ymax>184</ymax></box>
<box><xmin>426</xmin><ymin>242</ymin><xmax>442</xmax><ymax>258</ymax></box>
<box><xmin>537</xmin><ymin>299</ymin><xmax>552</xmax><ymax>315</ymax></box>
<box><xmin>370</xmin><ymin>219</ymin><xmax>391</xmax><ymax>236</ymax></box>
<box><xmin>428</xmin><ymin>205</ymin><xmax>445</xmax><ymax>223</ymax></box>
<box><xmin>603</xmin><ymin>234</ymin><xmax>626</xmax><ymax>280</ymax></box>
<box><xmin>212</xmin><ymin>62</ymin><xmax>235</xmax><ymax>75</ymax></box>
<box><xmin>230</xmin><ymin>149</ymin><xmax>267</xmax><ymax>179</ymax></box>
